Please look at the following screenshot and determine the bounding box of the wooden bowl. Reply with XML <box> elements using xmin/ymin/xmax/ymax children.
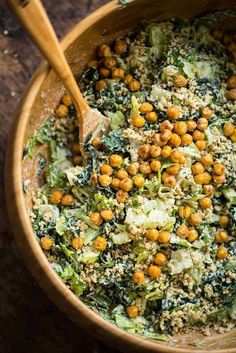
<box><xmin>5</xmin><ymin>0</ymin><xmax>236</xmax><ymax>352</ymax></box>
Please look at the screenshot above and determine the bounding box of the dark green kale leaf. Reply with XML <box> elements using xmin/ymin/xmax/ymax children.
<box><xmin>101</xmin><ymin>131</ymin><xmax>127</xmax><ymax>153</ymax></box>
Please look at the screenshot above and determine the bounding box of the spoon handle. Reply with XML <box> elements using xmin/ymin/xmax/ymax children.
<box><xmin>8</xmin><ymin>0</ymin><xmax>88</xmax><ymax>113</ymax></box>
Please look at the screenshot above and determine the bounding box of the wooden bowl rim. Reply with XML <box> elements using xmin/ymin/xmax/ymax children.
<box><xmin>5</xmin><ymin>1</ymin><xmax>236</xmax><ymax>352</ymax></box>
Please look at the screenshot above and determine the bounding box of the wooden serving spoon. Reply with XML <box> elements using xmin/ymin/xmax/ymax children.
<box><xmin>8</xmin><ymin>0</ymin><xmax>109</xmax><ymax>151</ymax></box>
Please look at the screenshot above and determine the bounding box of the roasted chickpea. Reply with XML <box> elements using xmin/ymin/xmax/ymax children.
<box><xmin>133</xmin><ymin>271</ymin><xmax>145</xmax><ymax>284</ymax></box>
<box><xmin>71</xmin><ymin>142</ymin><xmax>81</xmax><ymax>154</ymax></box>
<box><xmin>161</xmin><ymin>172</ymin><xmax>176</xmax><ymax>188</ymax></box>
<box><xmin>226</xmin><ymin>75</ymin><xmax>236</xmax><ymax>89</ymax></box>
<box><xmin>87</xmin><ymin>59</ymin><xmax>99</xmax><ymax>69</ymax></box>
<box><xmin>97</xmin><ymin>44</ymin><xmax>111</xmax><ymax>58</ymax></box>
<box><xmin>178</xmin><ymin>205</ymin><xmax>192</xmax><ymax>219</ymax></box>
<box><xmin>95</xmin><ymin>80</ymin><xmax>106</xmax><ymax>91</ymax></box>
<box><xmin>62</xmin><ymin>94</ymin><xmax>72</xmax><ymax>106</ymax></box>
<box><xmin>161</xmin><ymin>129</ymin><xmax>172</xmax><ymax>142</ymax></box>
<box><xmin>203</xmin><ymin>184</ymin><xmax>215</xmax><ymax>196</ymax></box>
<box><xmin>124</xmin><ymin>74</ymin><xmax>133</xmax><ymax>85</ymax></box>
<box><xmin>147</xmin><ymin>265</ymin><xmax>161</xmax><ymax>278</ymax></box>
<box><xmin>223</xmin><ymin>122</ymin><xmax>235</xmax><ymax>137</ymax></box>
<box><xmin>150</xmin><ymin>159</ymin><xmax>161</xmax><ymax>172</ymax></box>
<box><xmin>194</xmin><ymin>172</ymin><xmax>211</xmax><ymax>185</ymax></box>
<box><xmin>150</xmin><ymin>145</ymin><xmax>161</xmax><ymax>158</ymax></box>
<box><xmin>213</xmin><ymin>163</ymin><xmax>225</xmax><ymax>176</ymax></box>
<box><xmin>170</xmin><ymin>133</ymin><xmax>181</xmax><ymax>147</ymax></box>
<box><xmin>139</xmin><ymin>162</ymin><xmax>151</xmax><ymax>174</ymax></box>
<box><xmin>148</xmin><ymin>172</ymin><xmax>155</xmax><ymax>180</ymax></box>
<box><xmin>111</xmin><ymin>177</ymin><xmax>120</xmax><ymax>189</ymax></box>
<box><xmin>192</xmin><ymin>130</ymin><xmax>205</xmax><ymax>141</ymax></box>
<box><xmin>201</xmin><ymin>107</ymin><xmax>213</xmax><ymax>119</ymax></box>
<box><xmin>119</xmin><ymin>177</ymin><xmax>133</xmax><ymax>192</ymax></box>
<box><xmin>101</xmin><ymin>164</ymin><xmax>113</xmax><ymax>176</ymax></box>
<box><xmin>181</xmin><ymin>134</ymin><xmax>193</xmax><ymax>146</ymax></box>
<box><xmin>200</xmin><ymin>153</ymin><xmax>214</xmax><ymax>167</ymax></box>
<box><xmin>99</xmin><ymin>67</ymin><xmax>110</xmax><ymax>78</ymax></box>
<box><xmin>197</xmin><ymin>118</ymin><xmax>208</xmax><ymax>131</ymax></box>
<box><xmin>212</xmin><ymin>29</ymin><xmax>223</xmax><ymax>40</ymax></box>
<box><xmin>111</xmin><ymin>67</ymin><xmax>125</xmax><ymax>80</ymax></box>
<box><xmin>176</xmin><ymin>224</ymin><xmax>189</xmax><ymax>238</ymax></box>
<box><xmin>146</xmin><ymin>229</ymin><xmax>159</xmax><ymax>241</ymax></box>
<box><xmin>140</xmin><ymin>102</ymin><xmax>153</xmax><ymax>114</ymax></box>
<box><xmin>133</xmin><ymin>175</ymin><xmax>145</xmax><ymax>188</ymax></box>
<box><xmin>215</xmin><ymin>231</ymin><xmax>229</xmax><ymax>244</ymax></box>
<box><xmin>230</xmin><ymin>130</ymin><xmax>236</xmax><ymax>142</ymax></box>
<box><xmin>132</xmin><ymin>115</ymin><xmax>145</xmax><ymax>127</ymax></box>
<box><xmin>50</xmin><ymin>190</ymin><xmax>63</xmax><ymax>205</ymax></box>
<box><xmin>161</xmin><ymin>146</ymin><xmax>172</xmax><ymax>158</ymax></box>
<box><xmin>174</xmin><ymin>121</ymin><xmax>187</xmax><ymax>135</ymax></box>
<box><xmin>186</xmin><ymin>120</ymin><xmax>197</xmax><ymax>132</ymax></box>
<box><xmin>187</xmin><ymin>229</ymin><xmax>199</xmax><ymax>242</ymax></box>
<box><xmin>166</xmin><ymin>164</ymin><xmax>180</xmax><ymax>175</ymax></box>
<box><xmin>160</xmin><ymin>120</ymin><xmax>173</xmax><ymax>131</ymax></box>
<box><xmin>92</xmin><ymin>137</ymin><xmax>102</xmax><ymax>149</ymax></box>
<box><xmin>103</xmin><ymin>56</ymin><xmax>117</xmax><ymax>69</ymax></box>
<box><xmin>61</xmin><ymin>194</ymin><xmax>74</xmax><ymax>206</ymax></box>
<box><xmin>219</xmin><ymin>215</ymin><xmax>230</xmax><ymax>228</ymax></box>
<box><xmin>138</xmin><ymin>144</ymin><xmax>150</xmax><ymax>160</ymax></box>
<box><xmin>191</xmin><ymin>162</ymin><xmax>205</xmax><ymax>175</ymax></box>
<box><xmin>56</xmin><ymin>104</ymin><xmax>68</xmax><ymax>118</ymax></box>
<box><xmin>94</xmin><ymin>236</ymin><xmax>107</xmax><ymax>251</ymax></box>
<box><xmin>40</xmin><ymin>237</ymin><xmax>53</xmax><ymax>250</ymax></box>
<box><xmin>153</xmin><ymin>133</ymin><xmax>162</xmax><ymax>146</ymax></box>
<box><xmin>195</xmin><ymin>140</ymin><xmax>207</xmax><ymax>151</ymax></box>
<box><xmin>146</xmin><ymin>111</ymin><xmax>158</xmax><ymax>123</ymax></box>
<box><xmin>110</xmin><ymin>154</ymin><xmax>123</xmax><ymax>167</ymax></box>
<box><xmin>188</xmin><ymin>212</ymin><xmax>202</xmax><ymax>226</ymax></box>
<box><xmin>158</xmin><ymin>231</ymin><xmax>170</xmax><ymax>244</ymax></box>
<box><xmin>154</xmin><ymin>252</ymin><xmax>167</xmax><ymax>266</ymax></box>
<box><xmin>116</xmin><ymin>168</ymin><xmax>128</xmax><ymax>180</ymax></box>
<box><xmin>226</xmin><ymin>88</ymin><xmax>236</xmax><ymax>100</ymax></box>
<box><xmin>90</xmin><ymin>212</ymin><xmax>103</xmax><ymax>226</ymax></box>
<box><xmin>98</xmin><ymin>174</ymin><xmax>112</xmax><ymax>187</ymax></box>
<box><xmin>199</xmin><ymin>197</ymin><xmax>212</xmax><ymax>209</ymax></box>
<box><xmin>216</xmin><ymin>246</ymin><xmax>228</xmax><ymax>259</ymax></box>
<box><xmin>72</xmin><ymin>155</ymin><xmax>83</xmax><ymax>166</ymax></box>
<box><xmin>90</xmin><ymin>172</ymin><xmax>98</xmax><ymax>186</ymax></box>
<box><xmin>166</xmin><ymin>105</ymin><xmax>180</xmax><ymax>119</ymax></box>
<box><xmin>126</xmin><ymin>305</ymin><xmax>138</xmax><ymax>318</ymax></box>
<box><xmin>129</xmin><ymin>79</ymin><xmax>141</xmax><ymax>92</ymax></box>
<box><xmin>101</xmin><ymin>209</ymin><xmax>114</xmax><ymax>221</ymax></box>
<box><xmin>174</xmin><ymin>74</ymin><xmax>188</xmax><ymax>87</ymax></box>
<box><xmin>127</xmin><ymin>163</ymin><xmax>139</xmax><ymax>176</ymax></box>
<box><xmin>71</xmin><ymin>237</ymin><xmax>84</xmax><ymax>250</ymax></box>
<box><xmin>171</xmin><ymin>151</ymin><xmax>186</xmax><ymax>164</ymax></box>
<box><xmin>116</xmin><ymin>190</ymin><xmax>129</xmax><ymax>203</ymax></box>
<box><xmin>213</xmin><ymin>174</ymin><xmax>226</xmax><ymax>184</ymax></box>
<box><xmin>114</xmin><ymin>39</ymin><xmax>127</xmax><ymax>55</ymax></box>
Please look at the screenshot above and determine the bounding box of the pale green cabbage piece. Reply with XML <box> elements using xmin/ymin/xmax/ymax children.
<box><xmin>38</xmin><ymin>204</ymin><xmax>59</xmax><ymax>224</ymax></box>
<box><xmin>169</xmin><ymin>249</ymin><xmax>193</xmax><ymax>274</ymax></box>
<box><xmin>183</xmin><ymin>61</ymin><xmax>220</xmax><ymax>79</ymax></box>
<box><xmin>108</xmin><ymin>110</ymin><xmax>126</xmax><ymax>130</ymax></box>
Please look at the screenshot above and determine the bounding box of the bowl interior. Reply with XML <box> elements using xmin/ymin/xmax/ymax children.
<box><xmin>17</xmin><ymin>0</ymin><xmax>236</xmax><ymax>351</ymax></box>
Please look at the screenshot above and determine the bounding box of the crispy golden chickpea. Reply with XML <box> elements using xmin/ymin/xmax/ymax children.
<box><xmin>50</xmin><ymin>190</ymin><xmax>63</xmax><ymax>205</ymax></box>
<box><xmin>119</xmin><ymin>177</ymin><xmax>133</xmax><ymax>192</ymax></box>
<box><xmin>153</xmin><ymin>133</ymin><xmax>162</xmax><ymax>146</ymax></box>
<box><xmin>71</xmin><ymin>237</ymin><xmax>84</xmax><ymax>250</ymax></box>
<box><xmin>227</xmin><ymin>75</ymin><xmax>236</xmax><ymax>89</ymax></box>
<box><xmin>140</xmin><ymin>102</ymin><xmax>153</xmax><ymax>114</ymax></box>
<box><xmin>98</xmin><ymin>174</ymin><xmax>112</xmax><ymax>187</ymax></box>
<box><xmin>191</xmin><ymin>162</ymin><xmax>205</xmax><ymax>175</ymax></box>
<box><xmin>166</xmin><ymin>105</ymin><xmax>180</xmax><ymax>119</ymax></box>
<box><xmin>219</xmin><ymin>215</ymin><xmax>230</xmax><ymax>228</ymax></box>
<box><xmin>178</xmin><ymin>205</ymin><xmax>192</xmax><ymax>219</ymax></box>
<box><xmin>188</xmin><ymin>212</ymin><xmax>202</xmax><ymax>226</ymax></box>
<box><xmin>87</xmin><ymin>59</ymin><xmax>99</xmax><ymax>69</ymax></box>
<box><xmin>201</xmin><ymin>107</ymin><xmax>213</xmax><ymax>119</ymax></box>
<box><xmin>111</xmin><ymin>67</ymin><xmax>125</xmax><ymax>80</ymax></box>
<box><xmin>170</xmin><ymin>133</ymin><xmax>181</xmax><ymax>147</ymax></box>
<box><xmin>166</xmin><ymin>164</ymin><xmax>180</xmax><ymax>175</ymax></box>
<box><xmin>72</xmin><ymin>155</ymin><xmax>83</xmax><ymax>166</ymax></box>
<box><xmin>95</xmin><ymin>80</ymin><xmax>106</xmax><ymax>91</ymax></box>
<box><xmin>199</xmin><ymin>197</ymin><xmax>212</xmax><ymax>209</ymax></box>
<box><xmin>192</xmin><ymin>130</ymin><xmax>205</xmax><ymax>141</ymax></box>
<box><xmin>201</xmin><ymin>153</ymin><xmax>214</xmax><ymax>167</ymax></box>
<box><xmin>146</xmin><ymin>229</ymin><xmax>159</xmax><ymax>241</ymax></box>
<box><xmin>150</xmin><ymin>159</ymin><xmax>161</xmax><ymax>172</ymax></box>
<box><xmin>56</xmin><ymin>104</ymin><xmax>68</xmax><ymax>118</ymax></box>
<box><xmin>90</xmin><ymin>212</ymin><xmax>103</xmax><ymax>226</ymax></box>
<box><xmin>62</xmin><ymin>94</ymin><xmax>72</xmax><ymax>106</ymax></box>
<box><xmin>160</xmin><ymin>120</ymin><xmax>173</xmax><ymax>132</ymax></box>
<box><xmin>101</xmin><ymin>209</ymin><xmax>114</xmax><ymax>221</ymax></box>
<box><xmin>162</xmin><ymin>172</ymin><xmax>176</xmax><ymax>188</ymax></box>
<box><xmin>90</xmin><ymin>172</ymin><xmax>98</xmax><ymax>186</ymax></box>
<box><xmin>61</xmin><ymin>194</ymin><xmax>74</xmax><ymax>206</ymax></box>
<box><xmin>215</xmin><ymin>230</ymin><xmax>229</xmax><ymax>244</ymax></box>
<box><xmin>203</xmin><ymin>184</ymin><xmax>215</xmax><ymax>196</ymax></box>
<box><xmin>139</xmin><ymin>162</ymin><xmax>151</xmax><ymax>174</ymax></box>
<box><xmin>148</xmin><ymin>172</ymin><xmax>155</xmax><ymax>180</ymax></box>
<box><xmin>147</xmin><ymin>265</ymin><xmax>161</xmax><ymax>278</ymax></box>
<box><xmin>116</xmin><ymin>190</ymin><xmax>129</xmax><ymax>203</ymax></box>
<box><xmin>103</xmin><ymin>57</ymin><xmax>117</xmax><ymax>69</ymax></box>
<box><xmin>213</xmin><ymin>163</ymin><xmax>225</xmax><ymax>176</ymax></box>
<box><xmin>71</xmin><ymin>142</ymin><xmax>81</xmax><ymax>154</ymax></box>
<box><xmin>150</xmin><ymin>145</ymin><xmax>161</xmax><ymax>158</ymax></box>
<box><xmin>197</xmin><ymin>118</ymin><xmax>208</xmax><ymax>131</ymax></box>
<box><xmin>94</xmin><ymin>236</ymin><xmax>107</xmax><ymax>251</ymax></box>
<box><xmin>171</xmin><ymin>151</ymin><xmax>186</xmax><ymax>164</ymax></box>
<box><xmin>161</xmin><ymin>146</ymin><xmax>172</xmax><ymax>158</ymax></box>
<box><xmin>99</xmin><ymin>67</ymin><xmax>110</xmax><ymax>78</ymax></box>
<box><xmin>186</xmin><ymin>120</ymin><xmax>197</xmax><ymax>132</ymax></box>
<box><xmin>174</xmin><ymin>74</ymin><xmax>188</xmax><ymax>87</ymax></box>
<box><xmin>216</xmin><ymin>246</ymin><xmax>228</xmax><ymax>260</ymax></box>
<box><xmin>181</xmin><ymin>134</ymin><xmax>193</xmax><ymax>146</ymax></box>
<box><xmin>126</xmin><ymin>305</ymin><xmax>138</xmax><ymax>318</ymax></box>
<box><xmin>230</xmin><ymin>129</ymin><xmax>236</xmax><ymax>142</ymax></box>
<box><xmin>213</xmin><ymin>173</ymin><xmax>226</xmax><ymax>185</ymax></box>
<box><xmin>92</xmin><ymin>137</ymin><xmax>102</xmax><ymax>149</ymax></box>
<box><xmin>114</xmin><ymin>39</ymin><xmax>127</xmax><ymax>55</ymax></box>
<box><xmin>132</xmin><ymin>115</ymin><xmax>145</xmax><ymax>128</ymax></box>
<box><xmin>101</xmin><ymin>164</ymin><xmax>113</xmax><ymax>176</ymax></box>
<box><xmin>116</xmin><ymin>168</ymin><xmax>128</xmax><ymax>180</ymax></box>
<box><xmin>110</xmin><ymin>154</ymin><xmax>123</xmax><ymax>167</ymax></box>
<box><xmin>129</xmin><ymin>79</ymin><xmax>141</xmax><ymax>92</ymax></box>
<box><xmin>194</xmin><ymin>172</ymin><xmax>211</xmax><ymax>185</ymax></box>
<box><xmin>176</xmin><ymin>224</ymin><xmax>189</xmax><ymax>238</ymax></box>
<box><xmin>212</xmin><ymin>29</ymin><xmax>223</xmax><ymax>40</ymax></box>
<box><xmin>124</xmin><ymin>74</ymin><xmax>133</xmax><ymax>85</ymax></box>
<box><xmin>97</xmin><ymin>44</ymin><xmax>111</xmax><ymax>58</ymax></box>
<box><xmin>195</xmin><ymin>140</ymin><xmax>207</xmax><ymax>151</ymax></box>
<box><xmin>40</xmin><ymin>236</ymin><xmax>53</xmax><ymax>250</ymax></box>
<box><xmin>226</xmin><ymin>88</ymin><xmax>236</xmax><ymax>100</ymax></box>
<box><xmin>223</xmin><ymin>122</ymin><xmax>235</xmax><ymax>137</ymax></box>
<box><xmin>146</xmin><ymin>111</ymin><xmax>158</xmax><ymax>123</ymax></box>
<box><xmin>158</xmin><ymin>231</ymin><xmax>170</xmax><ymax>244</ymax></box>
<box><xmin>154</xmin><ymin>252</ymin><xmax>167</xmax><ymax>266</ymax></box>
<box><xmin>188</xmin><ymin>229</ymin><xmax>199</xmax><ymax>242</ymax></box>
<box><xmin>138</xmin><ymin>144</ymin><xmax>151</xmax><ymax>160</ymax></box>
<box><xmin>174</xmin><ymin>121</ymin><xmax>187</xmax><ymax>135</ymax></box>
<box><xmin>133</xmin><ymin>175</ymin><xmax>145</xmax><ymax>188</ymax></box>
<box><xmin>161</xmin><ymin>129</ymin><xmax>172</xmax><ymax>141</ymax></box>
<box><xmin>133</xmin><ymin>271</ymin><xmax>145</xmax><ymax>284</ymax></box>
<box><xmin>111</xmin><ymin>177</ymin><xmax>120</xmax><ymax>189</ymax></box>
<box><xmin>127</xmin><ymin>163</ymin><xmax>139</xmax><ymax>176</ymax></box>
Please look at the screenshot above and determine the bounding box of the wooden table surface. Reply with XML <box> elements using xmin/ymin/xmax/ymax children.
<box><xmin>0</xmin><ymin>1</ymin><xmax>118</xmax><ymax>352</ymax></box>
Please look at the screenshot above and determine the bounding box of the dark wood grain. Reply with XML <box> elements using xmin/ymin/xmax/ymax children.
<box><xmin>0</xmin><ymin>1</ymin><xmax>118</xmax><ymax>352</ymax></box>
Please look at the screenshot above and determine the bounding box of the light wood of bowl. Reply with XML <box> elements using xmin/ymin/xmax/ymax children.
<box><xmin>5</xmin><ymin>0</ymin><xmax>236</xmax><ymax>352</ymax></box>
